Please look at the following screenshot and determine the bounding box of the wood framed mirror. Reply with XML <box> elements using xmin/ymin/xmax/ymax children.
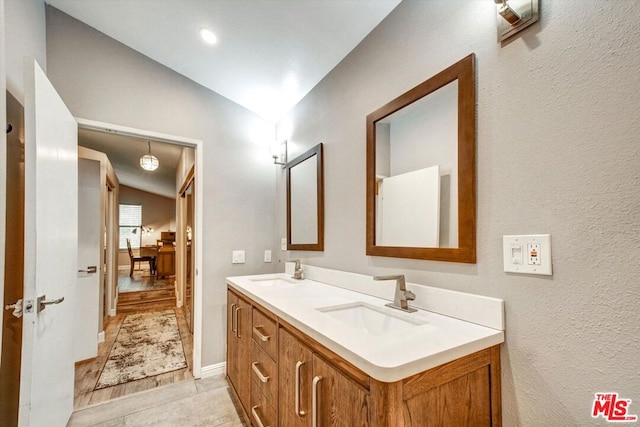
<box><xmin>286</xmin><ymin>143</ymin><xmax>324</xmax><ymax>251</ymax></box>
<box><xmin>366</xmin><ymin>54</ymin><xmax>476</xmax><ymax>263</ymax></box>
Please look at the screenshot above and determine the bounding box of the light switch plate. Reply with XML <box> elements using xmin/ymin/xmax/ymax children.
<box><xmin>232</xmin><ymin>250</ymin><xmax>245</xmax><ymax>264</ymax></box>
<box><xmin>503</xmin><ymin>234</ymin><xmax>552</xmax><ymax>275</ymax></box>
<box><xmin>264</xmin><ymin>250</ymin><xmax>272</xmax><ymax>263</ymax></box>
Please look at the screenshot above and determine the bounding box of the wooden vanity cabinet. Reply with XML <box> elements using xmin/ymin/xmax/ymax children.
<box><xmin>226</xmin><ymin>290</ymin><xmax>252</xmax><ymax>419</ymax></box>
<box><xmin>227</xmin><ymin>286</ymin><xmax>501</xmax><ymax>426</ymax></box>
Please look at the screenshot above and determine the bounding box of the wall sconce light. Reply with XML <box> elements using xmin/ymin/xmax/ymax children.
<box><xmin>272</xmin><ymin>139</ymin><xmax>288</xmax><ymax>168</ymax></box>
<box><xmin>140</xmin><ymin>141</ymin><xmax>159</xmax><ymax>171</ymax></box>
<box><xmin>495</xmin><ymin>0</ymin><xmax>539</xmax><ymax>42</ymax></box>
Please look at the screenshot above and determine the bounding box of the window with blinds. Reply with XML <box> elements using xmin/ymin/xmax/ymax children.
<box><xmin>119</xmin><ymin>204</ymin><xmax>142</xmax><ymax>249</ymax></box>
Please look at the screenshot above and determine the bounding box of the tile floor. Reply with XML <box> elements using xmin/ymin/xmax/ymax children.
<box><xmin>68</xmin><ymin>375</ymin><xmax>245</xmax><ymax>426</ymax></box>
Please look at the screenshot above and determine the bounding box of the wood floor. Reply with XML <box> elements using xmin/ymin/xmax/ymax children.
<box><xmin>74</xmin><ymin>304</ymin><xmax>193</xmax><ymax>410</ymax></box>
<box><xmin>117</xmin><ymin>267</ymin><xmax>174</xmax><ymax>293</ymax></box>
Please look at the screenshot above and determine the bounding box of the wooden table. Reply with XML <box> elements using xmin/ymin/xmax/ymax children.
<box><xmin>141</xmin><ymin>245</ymin><xmax>175</xmax><ymax>277</ymax></box>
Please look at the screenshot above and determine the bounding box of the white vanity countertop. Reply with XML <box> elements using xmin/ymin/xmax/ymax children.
<box><xmin>227</xmin><ymin>273</ymin><xmax>504</xmax><ymax>383</ymax></box>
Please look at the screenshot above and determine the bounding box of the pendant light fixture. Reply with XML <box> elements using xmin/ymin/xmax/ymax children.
<box><xmin>140</xmin><ymin>141</ymin><xmax>159</xmax><ymax>171</ymax></box>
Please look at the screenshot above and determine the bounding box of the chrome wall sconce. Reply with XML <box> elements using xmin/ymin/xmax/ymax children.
<box><xmin>272</xmin><ymin>139</ymin><xmax>288</xmax><ymax>168</ymax></box>
<box><xmin>495</xmin><ymin>0</ymin><xmax>539</xmax><ymax>42</ymax></box>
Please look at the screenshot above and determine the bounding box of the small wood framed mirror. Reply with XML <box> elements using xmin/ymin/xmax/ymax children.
<box><xmin>366</xmin><ymin>54</ymin><xmax>476</xmax><ymax>263</ymax></box>
<box><xmin>286</xmin><ymin>143</ymin><xmax>324</xmax><ymax>251</ymax></box>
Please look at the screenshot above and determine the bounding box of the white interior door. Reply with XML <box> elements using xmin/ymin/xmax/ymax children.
<box><xmin>19</xmin><ymin>59</ymin><xmax>78</xmax><ymax>426</ymax></box>
<box><xmin>76</xmin><ymin>158</ymin><xmax>101</xmax><ymax>361</ymax></box>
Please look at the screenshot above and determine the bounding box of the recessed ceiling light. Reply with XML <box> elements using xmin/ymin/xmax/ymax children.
<box><xmin>200</xmin><ymin>28</ymin><xmax>218</xmax><ymax>45</ymax></box>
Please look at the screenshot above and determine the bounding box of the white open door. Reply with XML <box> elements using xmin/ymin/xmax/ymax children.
<box><xmin>76</xmin><ymin>158</ymin><xmax>101</xmax><ymax>361</ymax></box>
<box><xmin>19</xmin><ymin>59</ymin><xmax>78</xmax><ymax>426</ymax></box>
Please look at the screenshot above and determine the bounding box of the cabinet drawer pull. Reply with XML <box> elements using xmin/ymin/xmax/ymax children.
<box><xmin>251</xmin><ymin>362</ymin><xmax>270</xmax><ymax>383</ymax></box>
<box><xmin>295</xmin><ymin>361</ymin><xmax>306</xmax><ymax>416</ymax></box>
<box><xmin>312</xmin><ymin>375</ymin><xmax>323</xmax><ymax>427</ymax></box>
<box><xmin>253</xmin><ymin>326</ymin><xmax>270</xmax><ymax>342</ymax></box>
<box><xmin>230</xmin><ymin>303</ymin><xmax>236</xmax><ymax>334</ymax></box>
<box><xmin>251</xmin><ymin>405</ymin><xmax>269</xmax><ymax>427</ymax></box>
<box><xmin>235</xmin><ymin>306</ymin><xmax>242</xmax><ymax>338</ymax></box>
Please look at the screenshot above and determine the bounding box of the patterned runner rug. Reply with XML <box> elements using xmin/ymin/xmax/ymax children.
<box><xmin>95</xmin><ymin>309</ymin><xmax>187</xmax><ymax>390</ymax></box>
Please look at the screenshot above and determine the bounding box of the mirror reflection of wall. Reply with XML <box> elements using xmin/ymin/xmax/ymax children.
<box><xmin>286</xmin><ymin>143</ymin><xmax>324</xmax><ymax>251</ymax></box>
<box><xmin>375</xmin><ymin>80</ymin><xmax>458</xmax><ymax>248</ymax></box>
<box><xmin>290</xmin><ymin>156</ymin><xmax>318</xmax><ymax>244</ymax></box>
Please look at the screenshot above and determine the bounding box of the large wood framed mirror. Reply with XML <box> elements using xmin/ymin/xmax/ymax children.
<box><xmin>366</xmin><ymin>54</ymin><xmax>476</xmax><ymax>263</ymax></box>
<box><xmin>286</xmin><ymin>143</ymin><xmax>324</xmax><ymax>251</ymax></box>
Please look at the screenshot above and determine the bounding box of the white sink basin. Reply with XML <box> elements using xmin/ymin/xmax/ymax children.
<box><xmin>317</xmin><ymin>302</ymin><xmax>426</xmax><ymax>336</ymax></box>
<box><xmin>250</xmin><ymin>277</ymin><xmax>297</xmax><ymax>288</ymax></box>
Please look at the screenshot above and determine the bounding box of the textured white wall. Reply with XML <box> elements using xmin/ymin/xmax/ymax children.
<box><xmin>45</xmin><ymin>7</ymin><xmax>278</xmax><ymax>367</ymax></box>
<box><xmin>277</xmin><ymin>1</ymin><xmax>640</xmax><ymax>425</ymax></box>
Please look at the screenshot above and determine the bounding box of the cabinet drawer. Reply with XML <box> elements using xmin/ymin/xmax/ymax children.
<box><xmin>253</xmin><ymin>308</ymin><xmax>277</xmax><ymax>360</ymax></box>
<box><xmin>251</xmin><ymin>341</ymin><xmax>278</xmax><ymax>404</ymax></box>
<box><xmin>251</xmin><ymin>380</ymin><xmax>277</xmax><ymax>427</ymax></box>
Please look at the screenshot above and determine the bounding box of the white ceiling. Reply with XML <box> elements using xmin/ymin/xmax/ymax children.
<box><xmin>46</xmin><ymin>0</ymin><xmax>402</xmax><ymax>123</ymax></box>
<box><xmin>78</xmin><ymin>128</ymin><xmax>185</xmax><ymax>199</ymax></box>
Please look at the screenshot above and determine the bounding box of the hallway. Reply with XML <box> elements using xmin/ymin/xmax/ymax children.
<box><xmin>74</xmin><ymin>266</ymin><xmax>191</xmax><ymax>409</ymax></box>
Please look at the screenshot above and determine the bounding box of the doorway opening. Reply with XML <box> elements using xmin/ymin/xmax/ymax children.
<box><xmin>73</xmin><ymin>119</ymin><xmax>203</xmax><ymax>408</ymax></box>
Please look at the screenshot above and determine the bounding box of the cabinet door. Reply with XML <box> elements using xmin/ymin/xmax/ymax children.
<box><xmin>227</xmin><ymin>291</ymin><xmax>252</xmax><ymax>414</ymax></box>
<box><xmin>226</xmin><ymin>291</ymin><xmax>238</xmax><ymax>388</ymax></box>
<box><xmin>235</xmin><ymin>295</ymin><xmax>252</xmax><ymax>411</ymax></box>
<box><xmin>312</xmin><ymin>354</ymin><xmax>369</xmax><ymax>427</ymax></box>
<box><xmin>279</xmin><ymin>328</ymin><xmax>313</xmax><ymax>427</ymax></box>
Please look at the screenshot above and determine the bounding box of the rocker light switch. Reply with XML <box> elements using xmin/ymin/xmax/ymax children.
<box><xmin>232</xmin><ymin>250</ymin><xmax>245</xmax><ymax>264</ymax></box>
<box><xmin>511</xmin><ymin>244</ymin><xmax>523</xmax><ymax>264</ymax></box>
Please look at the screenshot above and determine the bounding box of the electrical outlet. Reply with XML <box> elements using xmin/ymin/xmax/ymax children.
<box><xmin>232</xmin><ymin>250</ymin><xmax>245</xmax><ymax>264</ymax></box>
<box><xmin>503</xmin><ymin>234</ymin><xmax>551</xmax><ymax>275</ymax></box>
<box><xmin>264</xmin><ymin>250</ymin><xmax>272</xmax><ymax>263</ymax></box>
<box><xmin>527</xmin><ymin>243</ymin><xmax>541</xmax><ymax>265</ymax></box>
<box><xmin>281</xmin><ymin>237</ymin><xmax>287</xmax><ymax>251</ymax></box>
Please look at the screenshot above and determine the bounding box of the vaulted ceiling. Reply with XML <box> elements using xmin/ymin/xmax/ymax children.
<box><xmin>46</xmin><ymin>0</ymin><xmax>401</xmax><ymax>122</ymax></box>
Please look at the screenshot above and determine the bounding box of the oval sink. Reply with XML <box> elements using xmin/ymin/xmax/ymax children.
<box><xmin>317</xmin><ymin>302</ymin><xmax>426</xmax><ymax>336</ymax></box>
<box><xmin>250</xmin><ymin>277</ymin><xmax>297</xmax><ymax>288</ymax></box>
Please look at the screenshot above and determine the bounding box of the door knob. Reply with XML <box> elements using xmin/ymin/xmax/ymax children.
<box><xmin>36</xmin><ymin>295</ymin><xmax>64</xmax><ymax>313</ymax></box>
<box><xmin>5</xmin><ymin>299</ymin><xmax>23</xmax><ymax>318</ymax></box>
<box><xmin>78</xmin><ymin>266</ymin><xmax>97</xmax><ymax>273</ymax></box>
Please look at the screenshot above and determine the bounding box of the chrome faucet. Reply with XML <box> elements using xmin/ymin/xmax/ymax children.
<box><xmin>290</xmin><ymin>259</ymin><xmax>304</xmax><ymax>280</ymax></box>
<box><xmin>374</xmin><ymin>274</ymin><xmax>417</xmax><ymax>313</ymax></box>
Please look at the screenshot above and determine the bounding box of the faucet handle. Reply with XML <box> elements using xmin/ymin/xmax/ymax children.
<box><xmin>404</xmin><ymin>290</ymin><xmax>416</xmax><ymax>301</ymax></box>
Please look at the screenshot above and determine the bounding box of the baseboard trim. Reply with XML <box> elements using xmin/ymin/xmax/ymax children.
<box><xmin>176</xmin><ymin>286</ymin><xmax>183</xmax><ymax>307</ymax></box>
<box><xmin>97</xmin><ymin>330</ymin><xmax>105</xmax><ymax>343</ymax></box>
<box><xmin>109</xmin><ymin>294</ymin><xmax>118</xmax><ymax>316</ymax></box>
<box><xmin>199</xmin><ymin>362</ymin><xmax>226</xmax><ymax>379</ymax></box>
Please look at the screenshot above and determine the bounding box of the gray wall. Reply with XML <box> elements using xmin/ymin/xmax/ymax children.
<box><xmin>276</xmin><ymin>1</ymin><xmax>640</xmax><ymax>425</ymax></box>
<box><xmin>4</xmin><ymin>0</ymin><xmax>46</xmax><ymax>101</ymax></box>
<box><xmin>45</xmin><ymin>6</ymin><xmax>278</xmax><ymax>367</ymax></box>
